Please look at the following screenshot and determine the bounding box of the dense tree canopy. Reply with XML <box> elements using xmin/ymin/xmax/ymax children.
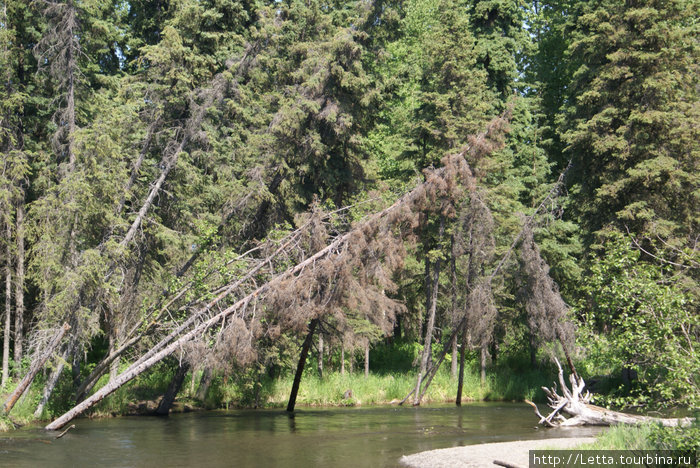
<box><xmin>0</xmin><ymin>0</ymin><xmax>697</xmax><ymax>424</ymax></box>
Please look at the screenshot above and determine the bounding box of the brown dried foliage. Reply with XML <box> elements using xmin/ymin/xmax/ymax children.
<box><xmin>519</xmin><ymin>225</ymin><xmax>576</xmax><ymax>349</ymax></box>
<box><xmin>156</xmin><ymin>115</ymin><xmax>510</xmax><ymax>374</ymax></box>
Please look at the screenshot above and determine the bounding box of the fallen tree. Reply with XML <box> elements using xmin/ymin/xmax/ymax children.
<box><xmin>2</xmin><ymin>323</ymin><xmax>70</xmax><ymax>415</ymax></box>
<box><xmin>44</xmin><ymin>117</ymin><xmax>509</xmax><ymax>431</ymax></box>
<box><xmin>526</xmin><ymin>359</ymin><xmax>694</xmax><ymax>428</ymax></box>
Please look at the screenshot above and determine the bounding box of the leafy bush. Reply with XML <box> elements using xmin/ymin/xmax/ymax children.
<box><xmin>649</xmin><ymin>417</ymin><xmax>700</xmax><ymax>458</ymax></box>
<box><xmin>577</xmin><ymin>233</ymin><xmax>699</xmax><ymax>409</ymax></box>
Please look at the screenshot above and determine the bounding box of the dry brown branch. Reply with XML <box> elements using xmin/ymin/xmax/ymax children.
<box><xmin>528</xmin><ymin>359</ymin><xmax>693</xmax><ymax>428</ymax></box>
<box><xmin>45</xmin><ymin>118</ymin><xmax>506</xmax><ymax>430</ymax></box>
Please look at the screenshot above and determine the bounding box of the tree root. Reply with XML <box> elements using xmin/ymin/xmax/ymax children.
<box><xmin>527</xmin><ymin>359</ymin><xmax>693</xmax><ymax>428</ymax></box>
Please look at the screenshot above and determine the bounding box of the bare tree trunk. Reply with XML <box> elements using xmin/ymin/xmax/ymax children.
<box><xmin>348</xmin><ymin>350</ymin><xmax>354</xmax><ymax>374</ymax></box>
<box><xmin>317</xmin><ymin>333</ymin><xmax>323</xmax><ymax>379</ymax></box>
<box><xmin>35</xmin><ymin>349</ymin><xmax>69</xmax><ymax>418</ymax></box>
<box><xmin>2</xmin><ymin>323</ymin><xmax>70</xmax><ymax>414</ymax></box>
<box><xmin>364</xmin><ymin>341</ymin><xmax>369</xmax><ymax>378</ymax></box>
<box><xmin>450</xmin><ymin>236</ymin><xmax>458</xmax><ymax>379</ymax></box>
<box><xmin>71</xmin><ymin>348</ymin><xmax>81</xmax><ymax>388</ymax></box>
<box><xmin>480</xmin><ymin>346</ymin><xmax>487</xmax><ymax>386</ymax></box>
<box><xmin>287</xmin><ymin>319</ymin><xmax>318</xmax><ymax>413</ymax></box>
<box><xmin>456</xmin><ymin>329</ymin><xmax>467</xmax><ymax>406</ymax></box>
<box><xmin>413</xmin><ymin>217</ymin><xmax>444</xmax><ymax>405</ymax></box>
<box><xmin>155</xmin><ymin>361</ymin><xmax>190</xmax><ymax>415</ymax></box>
<box><xmin>2</xmin><ymin>219</ymin><xmax>12</xmax><ymax>388</ymax></box>
<box><xmin>529</xmin><ymin>359</ymin><xmax>693</xmax><ymax>428</ymax></box>
<box><xmin>340</xmin><ymin>344</ymin><xmax>345</xmax><ymax>375</ymax></box>
<box><xmin>195</xmin><ymin>367</ymin><xmax>213</xmax><ymax>401</ymax></box>
<box><xmin>13</xmin><ymin>200</ymin><xmax>24</xmax><ymax>373</ymax></box>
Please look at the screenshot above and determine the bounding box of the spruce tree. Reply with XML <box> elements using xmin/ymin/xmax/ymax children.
<box><xmin>563</xmin><ymin>0</ymin><xmax>699</xmax><ymax>243</ymax></box>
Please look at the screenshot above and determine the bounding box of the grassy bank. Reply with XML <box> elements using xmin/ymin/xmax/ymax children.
<box><xmin>576</xmin><ymin>421</ymin><xmax>699</xmax><ymax>457</ymax></box>
<box><xmin>195</xmin><ymin>365</ymin><xmax>551</xmax><ymax>409</ymax></box>
<box><xmin>0</xmin><ymin>362</ymin><xmax>553</xmax><ymax>429</ymax></box>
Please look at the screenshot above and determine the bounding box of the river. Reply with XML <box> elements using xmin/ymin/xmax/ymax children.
<box><xmin>0</xmin><ymin>403</ymin><xmax>601</xmax><ymax>467</ymax></box>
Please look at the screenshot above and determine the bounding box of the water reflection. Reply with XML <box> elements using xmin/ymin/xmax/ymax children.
<box><xmin>0</xmin><ymin>403</ymin><xmax>601</xmax><ymax>467</ymax></box>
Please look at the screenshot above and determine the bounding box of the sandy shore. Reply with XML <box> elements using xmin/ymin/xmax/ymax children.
<box><xmin>400</xmin><ymin>437</ymin><xmax>597</xmax><ymax>468</ymax></box>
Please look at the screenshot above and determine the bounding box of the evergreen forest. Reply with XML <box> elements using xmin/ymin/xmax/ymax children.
<box><xmin>0</xmin><ymin>0</ymin><xmax>698</xmax><ymax>433</ymax></box>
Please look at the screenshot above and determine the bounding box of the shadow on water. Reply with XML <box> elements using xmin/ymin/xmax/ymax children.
<box><xmin>0</xmin><ymin>403</ymin><xmax>602</xmax><ymax>467</ymax></box>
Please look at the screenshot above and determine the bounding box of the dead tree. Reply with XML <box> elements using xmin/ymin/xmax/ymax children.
<box><xmin>413</xmin><ymin>216</ymin><xmax>444</xmax><ymax>405</ymax></box>
<box><xmin>519</xmin><ymin>225</ymin><xmax>578</xmax><ymax>378</ymax></box>
<box><xmin>527</xmin><ymin>359</ymin><xmax>693</xmax><ymax>427</ymax></box>
<box><xmin>400</xmin><ymin>162</ymin><xmax>575</xmax><ymax>404</ymax></box>
<box><xmin>287</xmin><ymin>319</ymin><xmax>318</xmax><ymax>412</ymax></box>
<box><xmin>44</xmin><ymin>117</ymin><xmax>508</xmax><ymax>430</ymax></box>
<box><xmin>2</xmin><ymin>323</ymin><xmax>70</xmax><ymax>414</ymax></box>
<box><xmin>155</xmin><ymin>361</ymin><xmax>190</xmax><ymax>415</ymax></box>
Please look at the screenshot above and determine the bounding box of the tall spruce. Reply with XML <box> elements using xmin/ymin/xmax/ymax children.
<box><xmin>563</xmin><ymin>0</ymin><xmax>699</xmax><ymax>243</ymax></box>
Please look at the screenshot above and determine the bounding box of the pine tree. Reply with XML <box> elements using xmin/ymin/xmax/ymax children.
<box><xmin>563</xmin><ymin>0</ymin><xmax>699</xmax><ymax>243</ymax></box>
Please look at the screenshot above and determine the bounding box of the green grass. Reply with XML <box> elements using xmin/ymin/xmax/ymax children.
<box><xmin>205</xmin><ymin>366</ymin><xmax>551</xmax><ymax>408</ymax></box>
<box><xmin>0</xmin><ymin>380</ymin><xmax>44</xmax><ymax>428</ymax></box>
<box><xmin>576</xmin><ymin>424</ymin><xmax>657</xmax><ymax>450</ymax></box>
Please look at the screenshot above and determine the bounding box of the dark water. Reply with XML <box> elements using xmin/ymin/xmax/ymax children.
<box><xmin>0</xmin><ymin>403</ymin><xmax>601</xmax><ymax>467</ymax></box>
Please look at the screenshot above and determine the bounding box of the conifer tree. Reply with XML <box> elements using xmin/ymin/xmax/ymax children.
<box><xmin>563</xmin><ymin>0</ymin><xmax>699</xmax><ymax>243</ymax></box>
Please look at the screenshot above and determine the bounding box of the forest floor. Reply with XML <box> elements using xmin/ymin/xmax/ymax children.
<box><xmin>399</xmin><ymin>437</ymin><xmax>597</xmax><ymax>468</ymax></box>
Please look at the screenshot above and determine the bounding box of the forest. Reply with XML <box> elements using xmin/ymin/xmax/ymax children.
<box><xmin>0</xmin><ymin>0</ymin><xmax>698</xmax><ymax>438</ymax></box>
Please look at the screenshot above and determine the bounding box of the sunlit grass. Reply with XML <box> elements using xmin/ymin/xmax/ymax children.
<box><xmin>575</xmin><ymin>424</ymin><xmax>657</xmax><ymax>450</ymax></box>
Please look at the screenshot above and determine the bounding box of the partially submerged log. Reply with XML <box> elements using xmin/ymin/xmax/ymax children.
<box><xmin>528</xmin><ymin>359</ymin><xmax>693</xmax><ymax>428</ymax></box>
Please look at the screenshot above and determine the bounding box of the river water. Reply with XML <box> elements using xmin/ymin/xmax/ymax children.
<box><xmin>0</xmin><ymin>403</ymin><xmax>601</xmax><ymax>467</ymax></box>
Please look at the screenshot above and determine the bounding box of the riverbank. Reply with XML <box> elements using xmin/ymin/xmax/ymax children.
<box><xmin>0</xmin><ymin>366</ymin><xmax>551</xmax><ymax>430</ymax></box>
<box><xmin>400</xmin><ymin>421</ymin><xmax>700</xmax><ymax>467</ymax></box>
<box><xmin>400</xmin><ymin>437</ymin><xmax>597</xmax><ymax>468</ymax></box>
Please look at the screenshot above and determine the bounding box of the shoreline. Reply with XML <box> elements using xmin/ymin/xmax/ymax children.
<box><xmin>400</xmin><ymin>437</ymin><xmax>598</xmax><ymax>468</ymax></box>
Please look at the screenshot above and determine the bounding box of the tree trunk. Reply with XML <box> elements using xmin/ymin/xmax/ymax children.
<box><xmin>2</xmin><ymin>219</ymin><xmax>12</xmax><ymax>388</ymax></box>
<box><xmin>71</xmin><ymin>348</ymin><xmax>81</xmax><ymax>388</ymax></box>
<box><xmin>529</xmin><ymin>359</ymin><xmax>693</xmax><ymax>428</ymax></box>
<box><xmin>364</xmin><ymin>341</ymin><xmax>369</xmax><ymax>378</ymax></box>
<box><xmin>155</xmin><ymin>361</ymin><xmax>190</xmax><ymax>415</ymax></box>
<box><xmin>2</xmin><ymin>323</ymin><xmax>69</xmax><ymax>414</ymax></box>
<box><xmin>456</xmin><ymin>329</ymin><xmax>467</xmax><ymax>406</ymax></box>
<box><xmin>35</xmin><ymin>350</ymin><xmax>69</xmax><ymax>418</ymax></box>
<box><xmin>529</xmin><ymin>332</ymin><xmax>537</xmax><ymax>368</ymax></box>
<box><xmin>480</xmin><ymin>346</ymin><xmax>487</xmax><ymax>386</ymax></box>
<box><xmin>317</xmin><ymin>333</ymin><xmax>323</xmax><ymax>378</ymax></box>
<box><xmin>413</xmin><ymin>217</ymin><xmax>444</xmax><ymax>405</ymax></box>
<box><xmin>195</xmin><ymin>367</ymin><xmax>213</xmax><ymax>401</ymax></box>
<box><xmin>340</xmin><ymin>345</ymin><xmax>345</xmax><ymax>375</ymax></box>
<box><xmin>287</xmin><ymin>319</ymin><xmax>318</xmax><ymax>413</ymax></box>
<box><xmin>13</xmin><ymin>200</ymin><xmax>24</xmax><ymax>373</ymax></box>
<box><xmin>450</xmin><ymin>235</ymin><xmax>458</xmax><ymax>379</ymax></box>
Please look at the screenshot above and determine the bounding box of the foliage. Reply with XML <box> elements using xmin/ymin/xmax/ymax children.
<box><xmin>649</xmin><ymin>417</ymin><xmax>700</xmax><ymax>456</ymax></box>
<box><xmin>0</xmin><ymin>0</ymin><xmax>697</xmax><ymax>430</ymax></box>
<box><xmin>578</xmin><ymin>233</ymin><xmax>699</xmax><ymax>409</ymax></box>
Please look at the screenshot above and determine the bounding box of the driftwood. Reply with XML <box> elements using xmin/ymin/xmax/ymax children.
<box><xmin>55</xmin><ymin>424</ymin><xmax>75</xmax><ymax>439</ymax></box>
<box><xmin>2</xmin><ymin>323</ymin><xmax>70</xmax><ymax>414</ymax></box>
<box><xmin>528</xmin><ymin>359</ymin><xmax>693</xmax><ymax>428</ymax></box>
<box><xmin>493</xmin><ymin>460</ymin><xmax>524</xmax><ymax>468</ymax></box>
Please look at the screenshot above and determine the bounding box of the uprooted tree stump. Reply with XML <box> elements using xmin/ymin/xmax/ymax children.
<box><xmin>526</xmin><ymin>359</ymin><xmax>693</xmax><ymax>428</ymax></box>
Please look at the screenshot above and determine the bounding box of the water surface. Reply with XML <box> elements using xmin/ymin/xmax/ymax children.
<box><xmin>0</xmin><ymin>403</ymin><xmax>601</xmax><ymax>467</ymax></box>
